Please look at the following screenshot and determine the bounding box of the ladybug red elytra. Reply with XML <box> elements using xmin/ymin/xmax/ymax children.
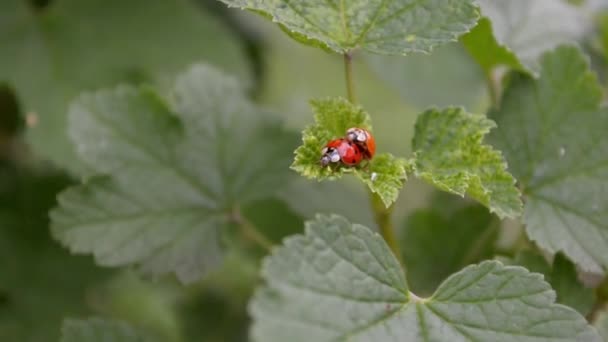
<box><xmin>345</xmin><ymin>127</ymin><xmax>375</xmax><ymax>160</ymax></box>
<box><xmin>320</xmin><ymin>138</ymin><xmax>363</xmax><ymax>167</ymax></box>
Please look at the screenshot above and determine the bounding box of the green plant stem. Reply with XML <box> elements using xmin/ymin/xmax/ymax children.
<box><xmin>231</xmin><ymin>207</ymin><xmax>273</xmax><ymax>252</ymax></box>
<box><xmin>343</xmin><ymin>51</ymin><xmax>403</xmax><ymax>262</ymax></box>
<box><xmin>486</xmin><ymin>70</ymin><xmax>501</xmax><ymax>108</ymax></box>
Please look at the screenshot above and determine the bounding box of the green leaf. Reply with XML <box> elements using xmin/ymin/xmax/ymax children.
<box><xmin>0</xmin><ymin>0</ymin><xmax>251</xmax><ymax>173</ymax></box>
<box><xmin>488</xmin><ymin>46</ymin><xmax>608</xmax><ymax>274</ymax></box>
<box><xmin>250</xmin><ymin>214</ymin><xmax>599</xmax><ymax>342</ymax></box>
<box><xmin>510</xmin><ymin>251</ymin><xmax>596</xmax><ymax>316</ymax></box>
<box><xmin>401</xmin><ymin>202</ymin><xmax>497</xmax><ymax>296</ymax></box>
<box><xmin>0</xmin><ymin>163</ymin><xmax>111</xmax><ymax>342</ymax></box>
<box><xmin>471</xmin><ymin>0</ymin><xmax>590</xmax><ymax>73</ymax></box>
<box><xmin>411</xmin><ymin>107</ymin><xmax>522</xmax><ymax>218</ymax></box>
<box><xmin>460</xmin><ymin>18</ymin><xmax>526</xmax><ymax>75</ymax></box>
<box><xmin>60</xmin><ymin>318</ymin><xmax>157</xmax><ymax>342</ymax></box>
<box><xmin>220</xmin><ymin>0</ymin><xmax>479</xmax><ymax>55</ymax></box>
<box><xmin>50</xmin><ymin>65</ymin><xmax>296</xmax><ymax>284</ymax></box>
<box><xmin>291</xmin><ymin>97</ymin><xmax>407</xmax><ymax>206</ymax></box>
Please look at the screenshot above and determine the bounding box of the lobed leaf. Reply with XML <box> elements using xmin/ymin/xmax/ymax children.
<box><xmin>60</xmin><ymin>318</ymin><xmax>157</xmax><ymax>342</ymax></box>
<box><xmin>412</xmin><ymin>107</ymin><xmax>522</xmax><ymax>218</ymax></box>
<box><xmin>488</xmin><ymin>46</ymin><xmax>608</xmax><ymax>274</ymax></box>
<box><xmin>250</xmin><ymin>214</ymin><xmax>599</xmax><ymax>342</ymax></box>
<box><xmin>51</xmin><ymin>65</ymin><xmax>296</xmax><ymax>284</ymax></box>
<box><xmin>291</xmin><ymin>97</ymin><xmax>406</xmax><ymax>206</ymax></box>
<box><xmin>219</xmin><ymin>0</ymin><xmax>479</xmax><ymax>55</ymax></box>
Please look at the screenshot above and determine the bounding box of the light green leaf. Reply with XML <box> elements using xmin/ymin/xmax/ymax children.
<box><xmin>412</xmin><ymin>107</ymin><xmax>522</xmax><ymax>218</ymax></box>
<box><xmin>0</xmin><ymin>0</ymin><xmax>250</xmax><ymax>173</ymax></box>
<box><xmin>250</xmin><ymin>214</ymin><xmax>599</xmax><ymax>342</ymax></box>
<box><xmin>510</xmin><ymin>251</ymin><xmax>596</xmax><ymax>316</ymax></box>
<box><xmin>488</xmin><ymin>46</ymin><xmax>608</xmax><ymax>274</ymax></box>
<box><xmin>50</xmin><ymin>65</ymin><xmax>296</xmax><ymax>283</ymax></box>
<box><xmin>220</xmin><ymin>0</ymin><xmax>479</xmax><ymax>55</ymax></box>
<box><xmin>472</xmin><ymin>0</ymin><xmax>590</xmax><ymax>73</ymax></box>
<box><xmin>60</xmin><ymin>318</ymin><xmax>157</xmax><ymax>342</ymax></box>
<box><xmin>0</xmin><ymin>163</ymin><xmax>111</xmax><ymax>342</ymax></box>
<box><xmin>291</xmin><ymin>97</ymin><xmax>406</xmax><ymax>206</ymax></box>
<box><xmin>460</xmin><ymin>18</ymin><xmax>526</xmax><ymax>75</ymax></box>
<box><xmin>401</xmin><ymin>202</ymin><xmax>497</xmax><ymax>296</ymax></box>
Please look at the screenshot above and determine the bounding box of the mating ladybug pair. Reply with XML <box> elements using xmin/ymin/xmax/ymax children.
<box><xmin>320</xmin><ymin>127</ymin><xmax>376</xmax><ymax>167</ymax></box>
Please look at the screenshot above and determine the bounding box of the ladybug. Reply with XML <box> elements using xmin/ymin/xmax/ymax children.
<box><xmin>320</xmin><ymin>138</ymin><xmax>363</xmax><ymax>167</ymax></box>
<box><xmin>345</xmin><ymin>127</ymin><xmax>375</xmax><ymax>160</ymax></box>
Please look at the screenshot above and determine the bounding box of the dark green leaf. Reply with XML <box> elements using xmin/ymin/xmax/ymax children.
<box><xmin>488</xmin><ymin>46</ymin><xmax>608</xmax><ymax>274</ymax></box>
<box><xmin>251</xmin><ymin>214</ymin><xmax>599</xmax><ymax>341</ymax></box>
<box><xmin>51</xmin><ymin>65</ymin><xmax>296</xmax><ymax>284</ymax></box>
<box><xmin>412</xmin><ymin>107</ymin><xmax>522</xmax><ymax>218</ymax></box>
<box><xmin>60</xmin><ymin>318</ymin><xmax>157</xmax><ymax>342</ymax></box>
<box><xmin>220</xmin><ymin>0</ymin><xmax>479</xmax><ymax>55</ymax></box>
<box><xmin>0</xmin><ymin>0</ymin><xmax>251</xmax><ymax>172</ymax></box>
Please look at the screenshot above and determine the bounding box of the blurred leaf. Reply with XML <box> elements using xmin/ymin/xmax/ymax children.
<box><xmin>365</xmin><ymin>44</ymin><xmax>486</xmax><ymax>110</ymax></box>
<box><xmin>510</xmin><ymin>251</ymin><xmax>596</xmax><ymax>316</ymax></box>
<box><xmin>461</xmin><ymin>18</ymin><xmax>526</xmax><ymax>75</ymax></box>
<box><xmin>0</xmin><ymin>163</ymin><xmax>110</xmax><ymax>342</ymax></box>
<box><xmin>0</xmin><ymin>84</ymin><xmax>21</xmax><ymax>138</ymax></box>
<box><xmin>60</xmin><ymin>318</ymin><xmax>158</xmax><ymax>342</ymax></box>
<box><xmin>488</xmin><ymin>46</ymin><xmax>608</xmax><ymax>274</ymax></box>
<box><xmin>51</xmin><ymin>65</ymin><xmax>296</xmax><ymax>284</ymax></box>
<box><xmin>0</xmin><ymin>0</ymin><xmax>251</xmax><ymax>172</ymax></box>
<box><xmin>243</xmin><ymin>198</ymin><xmax>303</xmax><ymax>244</ymax></box>
<box><xmin>220</xmin><ymin>0</ymin><xmax>479</xmax><ymax>55</ymax></box>
<box><xmin>474</xmin><ymin>0</ymin><xmax>590</xmax><ymax>73</ymax></box>
<box><xmin>250</xmin><ymin>214</ymin><xmax>598</xmax><ymax>342</ymax></box>
<box><xmin>292</xmin><ymin>97</ymin><xmax>407</xmax><ymax>206</ymax></box>
<box><xmin>401</xmin><ymin>203</ymin><xmax>497</xmax><ymax>296</ymax></box>
<box><xmin>412</xmin><ymin>107</ymin><xmax>522</xmax><ymax>218</ymax></box>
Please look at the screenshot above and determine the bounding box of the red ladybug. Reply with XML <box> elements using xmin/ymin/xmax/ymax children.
<box><xmin>345</xmin><ymin>127</ymin><xmax>375</xmax><ymax>160</ymax></box>
<box><xmin>320</xmin><ymin>138</ymin><xmax>363</xmax><ymax>167</ymax></box>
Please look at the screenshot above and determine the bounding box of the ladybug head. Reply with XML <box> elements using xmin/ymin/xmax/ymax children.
<box><xmin>346</xmin><ymin>127</ymin><xmax>367</xmax><ymax>143</ymax></box>
<box><xmin>320</xmin><ymin>146</ymin><xmax>340</xmax><ymax>166</ymax></box>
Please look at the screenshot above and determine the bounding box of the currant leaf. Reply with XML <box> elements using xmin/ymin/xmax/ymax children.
<box><xmin>50</xmin><ymin>65</ymin><xmax>296</xmax><ymax>284</ymax></box>
<box><xmin>488</xmin><ymin>45</ymin><xmax>608</xmax><ymax>274</ymax></box>
<box><xmin>219</xmin><ymin>0</ymin><xmax>479</xmax><ymax>55</ymax></box>
<box><xmin>60</xmin><ymin>318</ymin><xmax>157</xmax><ymax>342</ymax></box>
<box><xmin>250</xmin><ymin>214</ymin><xmax>599</xmax><ymax>342</ymax></box>
<box><xmin>412</xmin><ymin>107</ymin><xmax>522</xmax><ymax>218</ymax></box>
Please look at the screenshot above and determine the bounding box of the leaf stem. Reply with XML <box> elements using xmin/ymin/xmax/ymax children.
<box><xmin>370</xmin><ymin>191</ymin><xmax>402</xmax><ymax>261</ymax></box>
<box><xmin>486</xmin><ymin>69</ymin><xmax>502</xmax><ymax>108</ymax></box>
<box><xmin>342</xmin><ymin>51</ymin><xmax>403</xmax><ymax>263</ymax></box>
<box><xmin>231</xmin><ymin>207</ymin><xmax>274</xmax><ymax>252</ymax></box>
<box><xmin>344</xmin><ymin>52</ymin><xmax>357</xmax><ymax>103</ymax></box>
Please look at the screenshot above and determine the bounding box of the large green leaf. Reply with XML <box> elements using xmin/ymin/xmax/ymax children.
<box><xmin>0</xmin><ymin>163</ymin><xmax>111</xmax><ymax>342</ymax></box>
<box><xmin>250</xmin><ymin>214</ymin><xmax>598</xmax><ymax>342</ymax></box>
<box><xmin>401</xmin><ymin>202</ymin><xmax>498</xmax><ymax>296</ymax></box>
<box><xmin>469</xmin><ymin>0</ymin><xmax>590</xmax><ymax>73</ymax></box>
<box><xmin>291</xmin><ymin>97</ymin><xmax>407</xmax><ymax>207</ymax></box>
<box><xmin>60</xmin><ymin>318</ymin><xmax>157</xmax><ymax>342</ymax></box>
<box><xmin>0</xmin><ymin>0</ymin><xmax>250</xmax><ymax>172</ymax></box>
<box><xmin>219</xmin><ymin>0</ymin><xmax>479</xmax><ymax>55</ymax></box>
<box><xmin>50</xmin><ymin>65</ymin><xmax>296</xmax><ymax>284</ymax></box>
<box><xmin>411</xmin><ymin>107</ymin><xmax>522</xmax><ymax>218</ymax></box>
<box><xmin>488</xmin><ymin>46</ymin><xmax>608</xmax><ymax>274</ymax></box>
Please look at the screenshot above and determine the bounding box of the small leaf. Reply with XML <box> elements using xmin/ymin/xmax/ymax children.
<box><xmin>291</xmin><ymin>97</ymin><xmax>406</xmax><ymax>206</ymax></box>
<box><xmin>51</xmin><ymin>65</ymin><xmax>296</xmax><ymax>283</ymax></box>
<box><xmin>220</xmin><ymin>0</ymin><xmax>479</xmax><ymax>55</ymax></box>
<box><xmin>470</xmin><ymin>0</ymin><xmax>591</xmax><ymax>73</ymax></box>
<box><xmin>401</xmin><ymin>200</ymin><xmax>498</xmax><ymax>295</ymax></box>
<box><xmin>0</xmin><ymin>0</ymin><xmax>251</xmax><ymax>173</ymax></box>
<box><xmin>250</xmin><ymin>214</ymin><xmax>599</xmax><ymax>342</ymax></box>
<box><xmin>488</xmin><ymin>46</ymin><xmax>608</xmax><ymax>274</ymax></box>
<box><xmin>511</xmin><ymin>251</ymin><xmax>596</xmax><ymax>316</ymax></box>
<box><xmin>60</xmin><ymin>318</ymin><xmax>157</xmax><ymax>342</ymax></box>
<box><xmin>412</xmin><ymin>107</ymin><xmax>522</xmax><ymax>218</ymax></box>
<box><xmin>460</xmin><ymin>18</ymin><xmax>526</xmax><ymax>75</ymax></box>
